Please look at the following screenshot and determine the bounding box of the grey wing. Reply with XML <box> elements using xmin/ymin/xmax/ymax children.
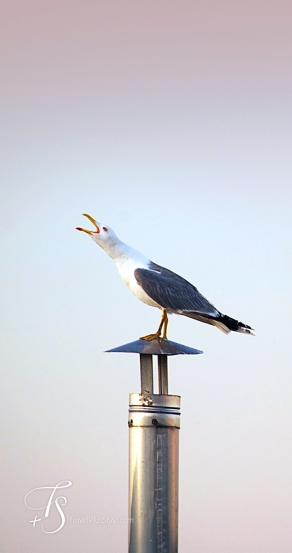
<box><xmin>134</xmin><ymin>264</ymin><xmax>219</xmax><ymax>316</ymax></box>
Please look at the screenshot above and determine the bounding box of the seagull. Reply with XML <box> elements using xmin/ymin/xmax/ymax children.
<box><xmin>76</xmin><ymin>214</ymin><xmax>254</xmax><ymax>340</ymax></box>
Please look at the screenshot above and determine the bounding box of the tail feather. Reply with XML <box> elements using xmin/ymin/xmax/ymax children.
<box><xmin>218</xmin><ymin>314</ymin><xmax>255</xmax><ymax>335</ymax></box>
<box><xmin>182</xmin><ymin>311</ymin><xmax>254</xmax><ymax>335</ymax></box>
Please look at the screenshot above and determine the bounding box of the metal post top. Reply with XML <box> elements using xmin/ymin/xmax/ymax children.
<box><xmin>105</xmin><ymin>337</ymin><xmax>203</xmax><ymax>356</ymax></box>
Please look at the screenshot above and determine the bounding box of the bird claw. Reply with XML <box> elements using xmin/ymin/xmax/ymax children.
<box><xmin>140</xmin><ymin>333</ymin><xmax>161</xmax><ymax>341</ymax></box>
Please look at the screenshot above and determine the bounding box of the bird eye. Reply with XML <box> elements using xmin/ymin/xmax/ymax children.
<box><xmin>103</xmin><ymin>226</ymin><xmax>108</xmax><ymax>232</ymax></box>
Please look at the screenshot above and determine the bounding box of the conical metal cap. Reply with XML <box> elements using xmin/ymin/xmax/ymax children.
<box><xmin>105</xmin><ymin>337</ymin><xmax>203</xmax><ymax>356</ymax></box>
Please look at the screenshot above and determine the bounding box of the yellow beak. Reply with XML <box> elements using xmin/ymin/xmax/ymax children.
<box><xmin>76</xmin><ymin>213</ymin><xmax>100</xmax><ymax>234</ymax></box>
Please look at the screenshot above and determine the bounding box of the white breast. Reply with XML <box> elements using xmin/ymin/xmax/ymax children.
<box><xmin>114</xmin><ymin>248</ymin><xmax>161</xmax><ymax>310</ymax></box>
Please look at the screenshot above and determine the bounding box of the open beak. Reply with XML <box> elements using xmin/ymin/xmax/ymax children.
<box><xmin>76</xmin><ymin>213</ymin><xmax>100</xmax><ymax>234</ymax></box>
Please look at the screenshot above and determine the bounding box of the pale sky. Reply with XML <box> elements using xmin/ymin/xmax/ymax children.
<box><xmin>1</xmin><ymin>1</ymin><xmax>292</xmax><ymax>552</ymax></box>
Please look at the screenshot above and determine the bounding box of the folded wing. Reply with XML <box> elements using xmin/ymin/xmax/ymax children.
<box><xmin>134</xmin><ymin>263</ymin><xmax>219</xmax><ymax>317</ymax></box>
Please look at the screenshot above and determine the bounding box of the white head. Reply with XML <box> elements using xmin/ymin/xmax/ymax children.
<box><xmin>77</xmin><ymin>213</ymin><xmax>151</xmax><ymax>268</ymax></box>
<box><xmin>76</xmin><ymin>214</ymin><xmax>120</xmax><ymax>256</ymax></box>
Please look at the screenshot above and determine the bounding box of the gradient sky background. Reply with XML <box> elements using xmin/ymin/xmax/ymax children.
<box><xmin>1</xmin><ymin>1</ymin><xmax>292</xmax><ymax>551</ymax></box>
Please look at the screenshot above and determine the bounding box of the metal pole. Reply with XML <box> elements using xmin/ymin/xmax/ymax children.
<box><xmin>158</xmin><ymin>355</ymin><xmax>168</xmax><ymax>395</ymax></box>
<box><xmin>128</xmin><ymin>354</ymin><xmax>180</xmax><ymax>553</ymax></box>
<box><xmin>105</xmin><ymin>337</ymin><xmax>202</xmax><ymax>553</ymax></box>
<box><xmin>140</xmin><ymin>354</ymin><xmax>154</xmax><ymax>395</ymax></box>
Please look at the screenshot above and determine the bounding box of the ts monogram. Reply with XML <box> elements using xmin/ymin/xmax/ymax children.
<box><xmin>24</xmin><ymin>481</ymin><xmax>72</xmax><ymax>534</ymax></box>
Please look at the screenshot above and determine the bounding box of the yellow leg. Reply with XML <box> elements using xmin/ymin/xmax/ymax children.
<box><xmin>162</xmin><ymin>312</ymin><xmax>168</xmax><ymax>339</ymax></box>
<box><xmin>140</xmin><ymin>310</ymin><xmax>169</xmax><ymax>341</ymax></box>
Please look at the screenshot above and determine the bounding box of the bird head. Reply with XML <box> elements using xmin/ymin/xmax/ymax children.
<box><xmin>76</xmin><ymin>214</ymin><xmax>118</xmax><ymax>250</ymax></box>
